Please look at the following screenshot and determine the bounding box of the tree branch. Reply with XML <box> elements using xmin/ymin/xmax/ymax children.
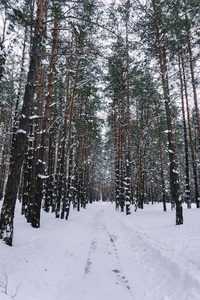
<box><xmin>49</xmin><ymin>15</ymin><xmax>122</xmax><ymax>38</ymax></box>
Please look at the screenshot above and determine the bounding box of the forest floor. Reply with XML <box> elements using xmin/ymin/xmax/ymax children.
<box><xmin>1</xmin><ymin>201</ymin><xmax>200</xmax><ymax>300</ymax></box>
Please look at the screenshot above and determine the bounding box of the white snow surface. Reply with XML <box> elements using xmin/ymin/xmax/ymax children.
<box><xmin>1</xmin><ymin>201</ymin><xmax>200</xmax><ymax>300</ymax></box>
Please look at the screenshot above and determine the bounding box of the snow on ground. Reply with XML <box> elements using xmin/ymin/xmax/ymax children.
<box><xmin>1</xmin><ymin>201</ymin><xmax>200</xmax><ymax>300</ymax></box>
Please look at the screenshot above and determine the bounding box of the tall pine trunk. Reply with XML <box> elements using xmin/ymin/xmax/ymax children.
<box><xmin>152</xmin><ymin>0</ymin><xmax>183</xmax><ymax>224</ymax></box>
<box><xmin>181</xmin><ymin>54</ymin><xmax>199</xmax><ymax>208</ymax></box>
<box><xmin>0</xmin><ymin>0</ymin><xmax>47</xmax><ymax>245</ymax></box>
<box><xmin>186</xmin><ymin>25</ymin><xmax>200</xmax><ymax>147</ymax></box>
<box><xmin>114</xmin><ymin>94</ymin><xmax>120</xmax><ymax>210</ymax></box>
<box><xmin>13</xmin><ymin>26</ymin><xmax>28</xmax><ymax>133</ymax></box>
<box><xmin>178</xmin><ymin>54</ymin><xmax>191</xmax><ymax>208</ymax></box>
<box><xmin>154</xmin><ymin>99</ymin><xmax>166</xmax><ymax>211</ymax></box>
<box><xmin>119</xmin><ymin>55</ymin><xmax>125</xmax><ymax>212</ymax></box>
<box><xmin>125</xmin><ymin>25</ymin><xmax>131</xmax><ymax>215</ymax></box>
<box><xmin>32</xmin><ymin>4</ymin><xmax>59</xmax><ymax>227</ymax></box>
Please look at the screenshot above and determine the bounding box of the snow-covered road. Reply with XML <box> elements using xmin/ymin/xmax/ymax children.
<box><xmin>1</xmin><ymin>201</ymin><xmax>200</xmax><ymax>299</ymax></box>
<box><xmin>75</xmin><ymin>208</ymin><xmax>134</xmax><ymax>300</ymax></box>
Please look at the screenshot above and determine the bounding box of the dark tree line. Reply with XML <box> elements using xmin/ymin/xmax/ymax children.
<box><xmin>103</xmin><ymin>0</ymin><xmax>200</xmax><ymax>225</ymax></box>
<box><xmin>0</xmin><ymin>0</ymin><xmax>103</xmax><ymax>245</ymax></box>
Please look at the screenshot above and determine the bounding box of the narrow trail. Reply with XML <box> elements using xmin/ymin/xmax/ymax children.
<box><xmin>78</xmin><ymin>208</ymin><xmax>134</xmax><ymax>300</ymax></box>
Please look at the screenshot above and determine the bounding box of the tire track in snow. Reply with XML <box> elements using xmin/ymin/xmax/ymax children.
<box><xmin>106</xmin><ymin>229</ymin><xmax>134</xmax><ymax>298</ymax></box>
<box><xmin>83</xmin><ymin>209</ymin><xmax>103</xmax><ymax>277</ymax></box>
<box><xmin>84</xmin><ymin>239</ymin><xmax>97</xmax><ymax>275</ymax></box>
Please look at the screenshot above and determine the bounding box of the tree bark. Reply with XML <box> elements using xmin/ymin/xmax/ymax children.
<box><xmin>114</xmin><ymin>94</ymin><xmax>120</xmax><ymax>210</ymax></box>
<box><xmin>13</xmin><ymin>26</ymin><xmax>28</xmax><ymax>133</ymax></box>
<box><xmin>186</xmin><ymin>25</ymin><xmax>200</xmax><ymax>146</ymax></box>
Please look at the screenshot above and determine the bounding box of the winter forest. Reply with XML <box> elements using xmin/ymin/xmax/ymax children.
<box><xmin>0</xmin><ymin>0</ymin><xmax>200</xmax><ymax>299</ymax></box>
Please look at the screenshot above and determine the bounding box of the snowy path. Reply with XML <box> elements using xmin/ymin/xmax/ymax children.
<box><xmin>1</xmin><ymin>202</ymin><xmax>200</xmax><ymax>299</ymax></box>
<box><xmin>76</xmin><ymin>208</ymin><xmax>134</xmax><ymax>300</ymax></box>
